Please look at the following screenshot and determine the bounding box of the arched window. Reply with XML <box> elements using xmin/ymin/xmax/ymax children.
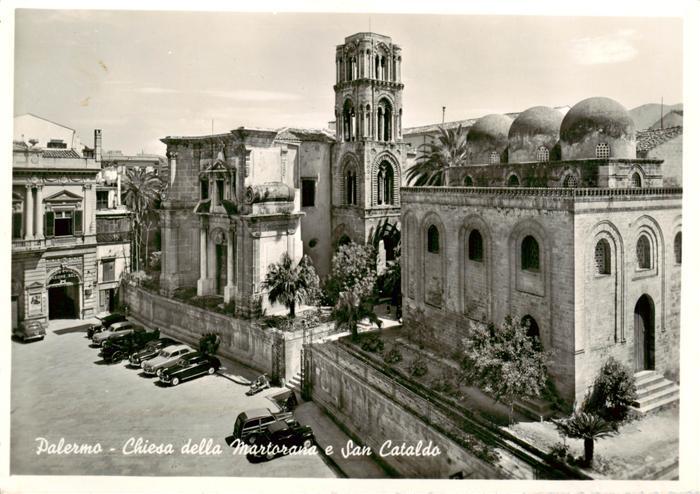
<box><xmin>345</xmin><ymin>168</ymin><xmax>357</xmax><ymax>205</ymax></box>
<box><xmin>507</xmin><ymin>175</ymin><xmax>520</xmax><ymax>187</ymax></box>
<box><xmin>631</xmin><ymin>172</ymin><xmax>642</xmax><ymax>188</ymax></box>
<box><xmin>427</xmin><ymin>225</ymin><xmax>440</xmax><ymax>253</ymax></box>
<box><xmin>537</xmin><ymin>146</ymin><xmax>549</xmax><ymax>162</ymax></box>
<box><xmin>595</xmin><ymin>143</ymin><xmax>610</xmax><ymax>159</ymax></box>
<box><xmin>464</xmin><ymin>175</ymin><xmax>473</xmax><ymax>186</ymax></box>
<box><xmin>377</xmin><ymin>98</ymin><xmax>393</xmax><ymax>142</ymax></box>
<box><xmin>636</xmin><ymin>235</ymin><xmax>651</xmax><ymax>269</ymax></box>
<box><xmin>595</xmin><ymin>239</ymin><xmax>611</xmax><ymax>275</ymax></box>
<box><xmin>377</xmin><ymin>162</ymin><xmax>394</xmax><ymax>205</ymax></box>
<box><xmin>342</xmin><ymin>99</ymin><xmax>355</xmax><ymax>142</ymax></box>
<box><xmin>521</xmin><ymin>235</ymin><xmax>540</xmax><ymax>272</ymax></box>
<box><xmin>468</xmin><ymin>230</ymin><xmax>483</xmax><ymax>262</ymax></box>
<box><xmin>563</xmin><ymin>174</ymin><xmax>578</xmax><ymax>188</ymax></box>
<box><xmin>489</xmin><ymin>151</ymin><xmax>499</xmax><ymax>164</ymax></box>
<box><xmin>674</xmin><ymin>232</ymin><xmax>682</xmax><ymax>264</ymax></box>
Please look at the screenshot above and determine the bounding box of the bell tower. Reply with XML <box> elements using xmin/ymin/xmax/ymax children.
<box><xmin>331</xmin><ymin>32</ymin><xmax>407</xmax><ymax>247</ymax></box>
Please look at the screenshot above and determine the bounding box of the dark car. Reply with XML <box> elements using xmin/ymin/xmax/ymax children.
<box><xmin>243</xmin><ymin>420</ymin><xmax>315</xmax><ymax>461</ymax></box>
<box><xmin>158</xmin><ymin>353</ymin><xmax>221</xmax><ymax>386</ymax></box>
<box><xmin>12</xmin><ymin>320</ymin><xmax>46</xmax><ymax>342</ymax></box>
<box><xmin>228</xmin><ymin>408</ymin><xmax>296</xmax><ymax>445</ymax></box>
<box><xmin>128</xmin><ymin>337</ymin><xmax>179</xmax><ymax>367</ymax></box>
<box><xmin>87</xmin><ymin>311</ymin><xmax>127</xmax><ymax>338</ymax></box>
<box><xmin>100</xmin><ymin>328</ymin><xmax>161</xmax><ymax>363</ymax></box>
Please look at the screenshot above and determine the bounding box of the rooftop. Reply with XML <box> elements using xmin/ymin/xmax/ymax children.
<box><xmin>636</xmin><ymin>126</ymin><xmax>683</xmax><ymax>152</ymax></box>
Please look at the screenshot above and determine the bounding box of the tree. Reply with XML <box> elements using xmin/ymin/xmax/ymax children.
<box><xmin>554</xmin><ymin>411</ymin><xmax>617</xmax><ymax>468</ymax></box>
<box><xmin>332</xmin><ymin>290</ymin><xmax>382</xmax><ymax>341</ymax></box>
<box><xmin>406</xmin><ymin>124</ymin><xmax>469</xmax><ymax>186</ymax></box>
<box><xmin>582</xmin><ymin>357</ymin><xmax>637</xmax><ymax>427</ymax></box>
<box><xmin>325</xmin><ymin>242</ymin><xmax>378</xmax><ymax>304</ymax></box>
<box><xmin>122</xmin><ymin>167</ymin><xmax>163</xmax><ymax>271</ymax></box>
<box><xmin>460</xmin><ymin>316</ymin><xmax>550</xmax><ymax>423</ymax></box>
<box><xmin>261</xmin><ymin>253</ymin><xmax>319</xmax><ymax>318</ymax></box>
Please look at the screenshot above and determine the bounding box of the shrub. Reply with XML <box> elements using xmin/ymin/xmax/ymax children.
<box><xmin>548</xmin><ymin>441</ymin><xmax>571</xmax><ymax>462</ymax></box>
<box><xmin>383</xmin><ymin>345</ymin><xmax>403</xmax><ymax>364</ymax></box>
<box><xmin>582</xmin><ymin>357</ymin><xmax>637</xmax><ymax>425</ymax></box>
<box><xmin>361</xmin><ymin>334</ymin><xmax>385</xmax><ymax>353</ymax></box>
<box><xmin>431</xmin><ymin>371</ymin><xmax>460</xmax><ymax>397</ymax></box>
<box><xmin>409</xmin><ymin>356</ymin><xmax>428</xmax><ymax>378</ymax></box>
<box><xmin>173</xmin><ymin>287</ymin><xmax>197</xmax><ymax>302</ymax></box>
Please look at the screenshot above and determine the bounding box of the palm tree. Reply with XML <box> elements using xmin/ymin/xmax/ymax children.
<box><xmin>261</xmin><ymin>254</ymin><xmax>319</xmax><ymax>318</ymax></box>
<box><xmin>332</xmin><ymin>290</ymin><xmax>382</xmax><ymax>341</ymax></box>
<box><xmin>553</xmin><ymin>411</ymin><xmax>618</xmax><ymax>468</ymax></box>
<box><xmin>122</xmin><ymin>167</ymin><xmax>163</xmax><ymax>271</ymax></box>
<box><xmin>406</xmin><ymin>124</ymin><xmax>469</xmax><ymax>186</ymax></box>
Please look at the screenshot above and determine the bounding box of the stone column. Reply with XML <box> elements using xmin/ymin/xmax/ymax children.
<box><xmin>35</xmin><ymin>185</ymin><xmax>44</xmax><ymax>239</ymax></box>
<box><xmin>378</xmin><ymin>112</ymin><xmax>384</xmax><ymax>142</ymax></box>
<box><xmin>83</xmin><ymin>184</ymin><xmax>92</xmax><ymax>234</ymax></box>
<box><xmin>197</xmin><ymin>225</ymin><xmax>208</xmax><ymax>296</ymax></box>
<box><xmin>24</xmin><ymin>185</ymin><xmax>34</xmax><ymax>240</ymax></box>
<box><xmin>224</xmin><ymin>227</ymin><xmax>236</xmax><ymax>302</ymax></box>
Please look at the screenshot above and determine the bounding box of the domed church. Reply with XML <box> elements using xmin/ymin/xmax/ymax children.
<box><xmin>401</xmin><ymin>96</ymin><xmax>681</xmax><ymax>412</ymax></box>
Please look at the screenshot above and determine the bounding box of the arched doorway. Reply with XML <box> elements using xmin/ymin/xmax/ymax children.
<box><xmin>634</xmin><ymin>295</ymin><xmax>655</xmax><ymax>371</ymax></box>
<box><xmin>48</xmin><ymin>269</ymin><xmax>80</xmax><ymax>319</ymax></box>
<box><xmin>212</xmin><ymin>229</ymin><xmax>228</xmax><ymax>295</ymax></box>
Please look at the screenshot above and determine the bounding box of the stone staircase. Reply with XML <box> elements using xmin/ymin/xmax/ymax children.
<box><xmin>285</xmin><ymin>371</ymin><xmax>302</xmax><ymax>393</ymax></box>
<box><xmin>631</xmin><ymin>370</ymin><xmax>679</xmax><ymax>414</ymax></box>
<box><xmin>514</xmin><ymin>396</ymin><xmax>558</xmax><ymax>422</ymax></box>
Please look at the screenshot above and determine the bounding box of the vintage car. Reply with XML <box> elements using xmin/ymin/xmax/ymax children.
<box><xmin>12</xmin><ymin>320</ymin><xmax>46</xmax><ymax>342</ymax></box>
<box><xmin>87</xmin><ymin>311</ymin><xmax>127</xmax><ymax>338</ymax></box>
<box><xmin>227</xmin><ymin>408</ymin><xmax>296</xmax><ymax>445</ymax></box>
<box><xmin>100</xmin><ymin>328</ymin><xmax>161</xmax><ymax>363</ymax></box>
<box><xmin>91</xmin><ymin>321</ymin><xmax>135</xmax><ymax>347</ymax></box>
<box><xmin>141</xmin><ymin>344</ymin><xmax>195</xmax><ymax>376</ymax></box>
<box><xmin>245</xmin><ymin>420</ymin><xmax>315</xmax><ymax>461</ymax></box>
<box><xmin>158</xmin><ymin>353</ymin><xmax>221</xmax><ymax>386</ymax></box>
<box><xmin>128</xmin><ymin>337</ymin><xmax>180</xmax><ymax>367</ymax></box>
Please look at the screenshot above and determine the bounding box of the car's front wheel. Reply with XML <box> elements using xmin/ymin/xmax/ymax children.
<box><xmin>208</xmin><ymin>366</ymin><xmax>215</xmax><ymax>375</ymax></box>
<box><xmin>171</xmin><ymin>377</ymin><xmax>179</xmax><ymax>386</ymax></box>
<box><xmin>156</xmin><ymin>368</ymin><xmax>163</xmax><ymax>377</ymax></box>
<box><xmin>113</xmin><ymin>352</ymin><xmax>124</xmax><ymax>362</ymax></box>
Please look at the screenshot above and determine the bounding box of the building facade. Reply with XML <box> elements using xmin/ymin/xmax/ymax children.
<box><xmin>401</xmin><ymin>98</ymin><xmax>682</xmax><ymax>406</ymax></box>
<box><xmin>12</xmin><ymin>140</ymin><xmax>101</xmax><ymax>329</ymax></box>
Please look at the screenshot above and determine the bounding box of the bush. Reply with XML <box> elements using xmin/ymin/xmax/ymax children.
<box><xmin>582</xmin><ymin>357</ymin><xmax>637</xmax><ymax>425</ymax></box>
<box><xmin>431</xmin><ymin>371</ymin><xmax>460</xmax><ymax>397</ymax></box>
<box><xmin>383</xmin><ymin>345</ymin><xmax>403</xmax><ymax>364</ymax></box>
<box><xmin>548</xmin><ymin>442</ymin><xmax>571</xmax><ymax>462</ymax></box>
<box><xmin>361</xmin><ymin>334</ymin><xmax>384</xmax><ymax>353</ymax></box>
<box><xmin>409</xmin><ymin>356</ymin><xmax>428</xmax><ymax>378</ymax></box>
<box><xmin>173</xmin><ymin>287</ymin><xmax>197</xmax><ymax>302</ymax></box>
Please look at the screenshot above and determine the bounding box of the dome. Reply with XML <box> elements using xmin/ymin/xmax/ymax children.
<box><xmin>560</xmin><ymin>97</ymin><xmax>636</xmax><ymax>160</ymax></box>
<box><xmin>467</xmin><ymin>114</ymin><xmax>513</xmax><ymax>164</ymax></box>
<box><xmin>508</xmin><ymin>106</ymin><xmax>563</xmax><ymax>163</ymax></box>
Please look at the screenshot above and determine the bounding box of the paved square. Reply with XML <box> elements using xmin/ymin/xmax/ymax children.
<box><xmin>10</xmin><ymin>322</ymin><xmax>336</xmax><ymax>477</ymax></box>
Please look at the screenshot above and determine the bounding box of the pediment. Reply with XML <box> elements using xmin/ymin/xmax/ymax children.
<box><xmin>44</xmin><ymin>189</ymin><xmax>83</xmax><ymax>202</ymax></box>
<box><xmin>26</xmin><ymin>281</ymin><xmax>44</xmax><ymax>290</ymax></box>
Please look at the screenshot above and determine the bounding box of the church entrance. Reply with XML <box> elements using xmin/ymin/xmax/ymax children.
<box><xmin>48</xmin><ymin>270</ymin><xmax>80</xmax><ymax>320</ymax></box>
<box><xmin>215</xmin><ymin>242</ymin><xmax>227</xmax><ymax>295</ymax></box>
<box><xmin>634</xmin><ymin>294</ymin><xmax>655</xmax><ymax>371</ymax></box>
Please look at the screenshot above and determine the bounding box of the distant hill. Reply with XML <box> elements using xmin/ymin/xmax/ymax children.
<box><xmin>629</xmin><ymin>103</ymin><xmax>683</xmax><ymax>130</ymax></box>
<box><xmin>650</xmin><ymin>110</ymin><xmax>683</xmax><ymax>130</ymax></box>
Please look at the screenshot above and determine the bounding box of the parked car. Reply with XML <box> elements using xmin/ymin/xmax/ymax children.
<box><xmin>158</xmin><ymin>353</ymin><xmax>221</xmax><ymax>386</ymax></box>
<box><xmin>91</xmin><ymin>321</ymin><xmax>135</xmax><ymax>347</ymax></box>
<box><xmin>227</xmin><ymin>408</ymin><xmax>296</xmax><ymax>445</ymax></box>
<box><xmin>128</xmin><ymin>337</ymin><xmax>180</xmax><ymax>367</ymax></box>
<box><xmin>87</xmin><ymin>311</ymin><xmax>126</xmax><ymax>338</ymax></box>
<box><xmin>12</xmin><ymin>320</ymin><xmax>46</xmax><ymax>342</ymax></box>
<box><xmin>100</xmin><ymin>328</ymin><xmax>161</xmax><ymax>363</ymax></box>
<box><xmin>141</xmin><ymin>344</ymin><xmax>195</xmax><ymax>376</ymax></box>
<box><xmin>245</xmin><ymin>420</ymin><xmax>315</xmax><ymax>461</ymax></box>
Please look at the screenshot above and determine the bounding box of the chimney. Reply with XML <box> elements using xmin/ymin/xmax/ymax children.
<box><xmin>94</xmin><ymin>129</ymin><xmax>102</xmax><ymax>163</ymax></box>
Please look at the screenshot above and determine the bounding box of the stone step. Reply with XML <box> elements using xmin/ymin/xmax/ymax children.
<box><xmin>514</xmin><ymin>397</ymin><xmax>556</xmax><ymax>422</ymax></box>
<box><xmin>636</xmin><ymin>379</ymin><xmax>677</xmax><ymax>399</ymax></box>
<box><xmin>633</xmin><ymin>385</ymin><xmax>678</xmax><ymax>408</ymax></box>
<box><xmin>634</xmin><ymin>392</ymin><xmax>679</xmax><ymax>414</ymax></box>
<box><xmin>285</xmin><ymin>372</ymin><xmax>302</xmax><ymax>391</ymax></box>
<box><xmin>635</xmin><ymin>372</ymin><xmax>665</xmax><ymax>389</ymax></box>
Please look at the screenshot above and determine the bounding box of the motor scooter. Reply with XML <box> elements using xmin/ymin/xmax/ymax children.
<box><xmin>246</xmin><ymin>374</ymin><xmax>270</xmax><ymax>396</ymax></box>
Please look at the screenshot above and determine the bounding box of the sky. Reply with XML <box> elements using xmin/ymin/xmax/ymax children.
<box><xmin>13</xmin><ymin>10</ymin><xmax>683</xmax><ymax>155</ymax></box>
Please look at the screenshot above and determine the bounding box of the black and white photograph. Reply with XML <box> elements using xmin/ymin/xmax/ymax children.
<box><xmin>2</xmin><ymin>1</ymin><xmax>699</xmax><ymax>493</ymax></box>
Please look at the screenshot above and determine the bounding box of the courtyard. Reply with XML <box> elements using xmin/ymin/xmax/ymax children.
<box><xmin>10</xmin><ymin>320</ymin><xmax>336</xmax><ymax>477</ymax></box>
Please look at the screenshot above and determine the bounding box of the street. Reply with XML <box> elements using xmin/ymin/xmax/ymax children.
<box><xmin>10</xmin><ymin>321</ymin><xmax>336</xmax><ymax>477</ymax></box>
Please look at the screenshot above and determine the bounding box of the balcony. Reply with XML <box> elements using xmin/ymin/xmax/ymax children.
<box><xmin>12</xmin><ymin>238</ymin><xmax>46</xmax><ymax>253</ymax></box>
<box><xmin>96</xmin><ymin>231</ymin><xmax>131</xmax><ymax>244</ymax></box>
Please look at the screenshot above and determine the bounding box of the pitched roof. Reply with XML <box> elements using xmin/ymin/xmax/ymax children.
<box><xmin>636</xmin><ymin>126</ymin><xmax>683</xmax><ymax>152</ymax></box>
<box><xmin>41</xmin><ymin>149</ymin><xmax>82</xmax><ymax>159</ymax></box>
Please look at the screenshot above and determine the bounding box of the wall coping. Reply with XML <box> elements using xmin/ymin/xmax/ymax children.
<box><xmin>402</xmin><ymin>186</ymin><xmax>682</xmax><ymax>200</ymax></box>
